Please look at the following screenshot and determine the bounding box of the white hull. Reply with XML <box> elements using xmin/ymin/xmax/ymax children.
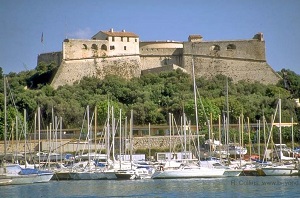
<box><xmin>0</xmin><ymin>165</ymin><xmax>53</xmax><ymax>185</ymax></box>
<box><xmin>0</xmin><ymin>174</ymin><xmax>37</xmax><ymax>185</ymax></box>
<box><xmin>34</xmin><ymin>173</ymin><xmax>54</xmax><ymax>183</ymax></box>
<box><xmin>0</xmin><ymin>178</ymin><xmax>12</xmax><ymax>185</ymax></box>
<box><xmin>69</xmin><ymin>172</ymin><xmax>112</xmax><ymax>180</ymax></box>
<box><xmin>152</xmin><ymin>167</ymin><xmax>225</xmax><ymax>179</ymax></box>
<box><xmin>223</xmin><ymin>169</ymin><xmax>242</xmax><ymax>177</ymax></box>
<box><xmin>261</xmin><ymin>167</ymin><xmax>299</xmax><ymax>176</ymax></box>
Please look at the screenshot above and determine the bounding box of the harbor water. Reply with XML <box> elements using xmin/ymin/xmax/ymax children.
<box><xmin>0</xmin><ymin>176</ymin><xmax>299</xmax><ymax>197</ymax></box>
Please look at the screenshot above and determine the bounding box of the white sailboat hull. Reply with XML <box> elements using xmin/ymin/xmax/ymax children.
<box><xmin>260</xmin><ymin>167</ymin><xmax>299</xmax><ymax>176</ymax></box>
<box><xmin>223</xmin><ymin>169</ymin><xmax>242</xmax><ymax>177</ymax></box>
<box><xmin>69</xmin><ymin>172</ymin><xmax>111</xmax><ymax>180</ymax></box>
<box><xmin>34</xmin><ymin>173</ymin><xmax>54</xmax><ymax>183</ymax></box>
<box><xmin>0</xmin><ymin>174</ymin><xmax>37</xmax><ymax>185</ymax></box>
<box><xmin>152</xmin><ymin>167</ymin><xmax>225</xmax><ymax>179</ymax></box>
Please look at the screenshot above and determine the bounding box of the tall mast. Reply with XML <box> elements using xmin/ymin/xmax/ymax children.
<box><xmin>279</xmin><ymin>98</ymin><xmax>282</xmax><ymax>163</ymax></box>
<box><xmin>87</xmin><ymin>105</ymin><xmax>90</xmax><ymax>170</ymax></box>
<box><xmin>38</xmin><ymin>107</ymin><xmax>41</xmax><ymax>167</ymax></box>
<box><xmin>169</xmin><ymin>113</ymin><xmax>172</xmax><ymax>166</ymax></box>
<box><xmin>119</xmin><ymin>109</ymin><xmax>122</xmax><ymax>170</ymax></box>
<box><xmin>3</xmin><ymin>75</ymin><xmax>7</xmax><ymax>156</ymax></box>
<box><xmin>24</xmin><ymin>109</ymin><xmax>27</xmax><ymax>168</ymax></box>
<box><xmin>226</xmin><ymin>78</ymin><xmax>230</xmax><ymax>161</ymax></box>
<box><xmin>130</xmin><ymin>110</ymin><xmax>133</xmax><ymax>170</ymax></box>
<box><xmin>192</xmin><ymin>57</ymin><xmax>200</xmax><ymax>164</ymax></box>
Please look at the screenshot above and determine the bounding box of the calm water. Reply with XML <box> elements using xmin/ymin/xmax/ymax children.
<box><xmin>0</xmin><ymin>177</ymin><xmax>299</xmax><ymax>198</ymax></box>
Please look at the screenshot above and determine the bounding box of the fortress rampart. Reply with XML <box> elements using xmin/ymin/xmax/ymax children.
<box><xmin>36</xmin><ymin>29</ymin><xmax>281</xmax><ymax>89</ymax></box>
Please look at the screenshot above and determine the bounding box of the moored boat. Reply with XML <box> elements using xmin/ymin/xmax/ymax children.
<box><xmin>115</xmin><ymin>169</ymin><xmax>137</xmax><ymax>180</ymax></box>
<box><xmin>259</xmin><ymin>165</ymin><xmax>299</xmax><ymax>176</ymax></box>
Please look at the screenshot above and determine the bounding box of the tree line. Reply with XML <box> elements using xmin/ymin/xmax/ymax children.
<box><xmin>0</xmin><ymin>64</ymin><xmax>299</xmax><ymax>144</ymax></box>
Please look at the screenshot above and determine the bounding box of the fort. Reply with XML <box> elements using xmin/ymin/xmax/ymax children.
<box><xmin>37</xmin><ymin>29</ymin><xmax>281</xmax><ymax>89</ymax></box>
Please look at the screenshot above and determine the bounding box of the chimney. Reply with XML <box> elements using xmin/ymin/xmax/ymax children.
<box><xmin>110</xmin><ymin>28</ymin><xmax>114</xmax><ymax>32</ymax></box>
<box><xmin>122</xmin><ymin>29</ymin><xmax>126</xmax><ymax>32</ymax></box>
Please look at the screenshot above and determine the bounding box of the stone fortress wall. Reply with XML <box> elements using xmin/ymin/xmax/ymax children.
<box><xmin>37</xmin><ymin>29</ymin><xmax>281</xmax><ymax>89</ymax></box>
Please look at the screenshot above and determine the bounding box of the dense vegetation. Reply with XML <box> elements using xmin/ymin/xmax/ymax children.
<box><xmin>0</xmin><ymin>65</ymin><xmax>300</xmax><ymax>144</ymax></box>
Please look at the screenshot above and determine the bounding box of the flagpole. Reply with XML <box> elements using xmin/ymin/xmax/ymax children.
<box><xmin>41</xmin><ymin>32</ymin><xmax>44</xmax><ymax>53</ymax></box>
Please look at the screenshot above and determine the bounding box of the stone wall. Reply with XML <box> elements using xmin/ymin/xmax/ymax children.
<box><xmin>51</xmin><ymin>56</ymin><xmax>141</xmax><ymax>89</ymax></box>
<box><xmin>182</xmin><ymin>55</ymin><xmax>281</xmax><ymax>84</ymax></box>
<box><xmin>184</xmin><ymin>39</ymin><xmax>266</xmax><ymax>61</ymax></box>
<box><xmin>140</xmin><ymin>42</ymin><xmax>183</xmax><ymax>70</ymax></box>
<box><xmin>132</xmin><ymin>135</ymin><xmax>199</xmax><ymax>150</ymax></box>
<box><xmin>0</xmin><ymin>136</ymin><xmax>196</xmax><ymax>154</ymax></box>
<box><xmin>37</xmin><ymin>51</ymin><xmax>62</xmax><ymax>66</ymax></box>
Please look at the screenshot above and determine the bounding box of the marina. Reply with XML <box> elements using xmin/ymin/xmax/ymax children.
<box><xmin>0</xmin><ymin>177</ymin><xmax>299</xmax><ymax>197</ymax></box>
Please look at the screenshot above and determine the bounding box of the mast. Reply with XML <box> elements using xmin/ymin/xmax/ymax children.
<box><xmin>218</xmin><ymin>114</ymin><xmax>222</xmax><ymax>163</ymax></box>
<box><xmin>60</xmin><ymin>116</ymin><xmax>63</xmax><ymax>165</ymax></box>
<box><xmin>87</xmin><ymin>106</ymin><xmax>90</xmax><ymax>170</ymax></box>
<box><xmin>239</xmin><ymin>116</ymin><xmax>241</xmax><ymax>167</ymax></box>
<box><xmin>258</xmin><ymin>118</ymin><xmax>261</xmax><ymax>161</ymax></box>
<box><xmin>192</xmin><ymin>57</ymin><xmax>201</xmax><ymax>165</ymax></box>
<box><xmin>148</xmin><ymin>123</ymin><xmax>151</xmax><ymax>160</ymax></box>
<box><xmin>169</xmin><ymin>113</ymin><xmax>172</xmax><ymax>166</ymax></box>
<box><xmin>279</xmin><ymin>98</ymin><xmax>282</xmax><ymax>163</ymax></box>
<box><xmin>119</xmin><ymin>109</ymin><xmax>122</xmax><ymax>170</ymax></box>
<box><xmin>130</xmin><ymin>110</ymin><xmax>133</xmax><ymax>170</ymax></box>
<box><xmin>112</xmin><ymin>106</ymin><xmax>115</xmax><ymax>163</ymax></box>
<box><xmin>226</xmin><ymin>79</ymin><xmax>230</xmax><ymax>162</ymax></box>
<box><xmin>183</xmin><ymin>113</ymin><xmax>187</xmax><ymax>161</ymax></box>
<box><xmin>95</xmin><ymin>106</ymin><xmax>97</xmax><ymax>156</ymax></box>
<box><xmin>292</xmin><ymin>117</ymin><xmax>294</xmax><ymax>159</ymax></box>
<box><xmin>38</xmin><ymin>107</ymin><xmax>41</xmax><ymax>167</ymax></box>
<box><xmin>106</xmin><ymin>101</ymin><xmax>110</xmax><ymax>162</ymax></box>
<box><xmin>16</xmin><ymin>116</ymin><xmax>18</xmax><ymax>163</ymax></box>
<box><xmin>247</xmin><ymin>117</ymin><xmax>251</xmax><ymax>163</ymax></box>
<box><xmin>3</xmin><ymin>75</ymin><xmax>7</xmax><ymax>156</ymax></box>
<box><xmin>24</xmin><ymin>109</ymin><xmax>27</xmax><ymax>168</ymax></box>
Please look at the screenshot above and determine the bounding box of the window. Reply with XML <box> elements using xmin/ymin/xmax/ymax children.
<box><xmin>227</xmin><ymin>44</ymin><xmax>236</xmax><ymax>50</ymax></box>
<box><xmin>127</xmin><ymin>37</ymin><xmax>130</xmax><ymax>42</ymax></box>
<box><xmin>112</xmin><ymin>37</ymin><xmax>115</xmax><ymax>42</ymax></box>
<box><xmin>101</xmin><ymin>44</ymin><xmax>107</xmax><ymax>51</ymax></box>
<box><xmin>124</xmin><ymin>46</ymin><xmax>127</xmax><ymax>50</ymax></box>
<box><xmin>91</xmin><ymin>44</ymin><xmax>98</xmax><ymax>50</ymax></box>
<box><xmin>135</xmin><ymin>38</ymin><xmax>137</xmax><ymax>42</ymax></box>
<box><xmin>82</xmin><ymin>44</ymin><xmax>87</xmax><ymax>49</ymax></box>
<box><xmin>210</xmin><ymin>45</ymin><xmax>220</xmax><ymax>51</ymax></box>
<box><xmin>121</xmin><ymin>37</ymin><xmax>124</xmax><ymax>42</ymax></box>
<box><xmin>110</xmin><ymin>45</ymin><xmax>115</xmax><ymax>50</ymax></box>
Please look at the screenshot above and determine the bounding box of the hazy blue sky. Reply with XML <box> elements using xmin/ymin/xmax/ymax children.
<box><xmin>1</xmin><ymin>0</ymin><xmax>299</xmax><ymax>74</ymax></box>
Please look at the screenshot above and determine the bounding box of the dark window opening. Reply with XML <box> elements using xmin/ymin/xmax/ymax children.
<box><xmin>227</xmin><ymin>44</ymin><xmax>236</xmax><ymax>50</ymax></box>
<box><xmin>91</xmin><ymin>44</ymin><xmax>98</xmax><ymax>50</ymax></box>
<box><xmin>210</xmin><ymin>45</ymin><xmax>220</xmax><ymax>51</ymax></box>
<box><xmin>101</xmin><ymin>44</ymin><xmax>107</xmax><ymax>51</ymax></box>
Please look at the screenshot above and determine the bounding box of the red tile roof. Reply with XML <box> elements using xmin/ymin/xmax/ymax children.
<box><xmin>101</xmin><ymin>31</ymin><xmax>139</xmax><ymax>38</ymax></box>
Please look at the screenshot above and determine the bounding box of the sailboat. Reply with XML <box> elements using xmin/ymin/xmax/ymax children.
<box><xmin>55</xmin><ymin>106</ymin><xmax>116</xmax><ymax>180</ymax></box>
<box><xmin>114</xmin><ymin>110</ymin><xmax>141</xmax><ymax>180</ymax></box>
<box><xmin>259</xmin><ymin>99</ymin><xmax>300</xmax><ymax>176</ymax></box>
<box><xmin>0</xmin><ymin>76</ymin><xmax>53</xmax><ymax>184</ymax></box>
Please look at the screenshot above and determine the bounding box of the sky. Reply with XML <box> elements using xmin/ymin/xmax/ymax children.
<box><xmin>0</xmin><ymin>0</ymin><xmax>299</xmax><ymax>75</ymax></box>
